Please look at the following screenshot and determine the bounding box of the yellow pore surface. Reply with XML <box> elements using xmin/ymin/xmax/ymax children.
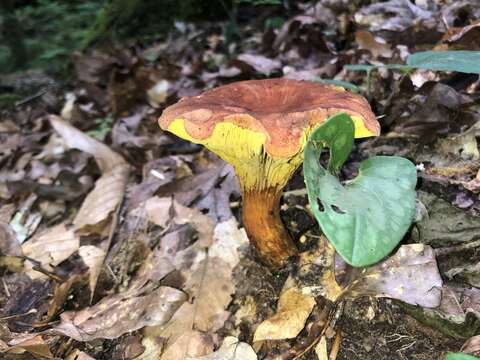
<box><xmin>167</xmin><ymin>115</ymin><xmax>374</xmax><ymax>190</ymax></box>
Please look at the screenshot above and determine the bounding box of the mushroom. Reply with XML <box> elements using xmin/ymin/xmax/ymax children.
<box><xmin>159</xmin><ymin>79</ymin><xmax>379</xmax><ymax>267</ymax></box>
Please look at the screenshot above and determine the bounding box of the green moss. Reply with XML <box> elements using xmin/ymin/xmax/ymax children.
<box><xmin>399</xmin><ymin>301</ymin><xmax>480</xmax><ymax>339</ymax></box>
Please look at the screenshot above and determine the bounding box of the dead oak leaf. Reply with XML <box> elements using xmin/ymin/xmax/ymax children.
<box><xmin>341</xmin><ymin>244</ymin><xmax>443</xmax><ymax>308</ymax></box>
<box><xmin>3</xmin><ymin>334</ymin><xmax>53</xmax><ymax>359</ymax></box>
<box><xmin>22</xmin><ymin>224</ymin><xmax>79</xmax><ymax>279</ymax></box>
<box><xmin>186</xmin><ymin>336</ymin><xmax>256</xmax><ymax>360</ymax></box>
<box><xmin>49</xmin><ymin>115</ymin><xmax>130</xmax><ymax>235</ymax></box>
<box><xmin>185</xmin><ymin>257</ymin><xmax>234</xmax><ymax>332</ymax></box>
<box><xmin>53</xmin><ymin>285</ymin><xmax>186</xmax><ymax>341</ymax></box>
<box><xmin>253</xmin><ymin>287</ymin><xmax>316</xmax><ymax>342</ymax></box>
<box><xmin>160</xmin><ymin>330</ymin><xmax>214</xmax><ymax>360</ymax></box>
<box><xmin>78</xmin><ymin>244</ymin><xmax>106</xmax><ymax>296</ymax></box>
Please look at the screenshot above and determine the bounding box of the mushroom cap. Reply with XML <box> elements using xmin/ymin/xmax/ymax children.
<box><xmin>159</xmin><ymin>79</ymin><xmax>379</xmax><ymax>158</ymax></box>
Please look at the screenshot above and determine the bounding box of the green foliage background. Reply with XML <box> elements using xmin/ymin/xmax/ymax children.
<box><xmin>0</xmin><ymin>0</ymin><xmax>229</xmax><ymax>75</ymax></box>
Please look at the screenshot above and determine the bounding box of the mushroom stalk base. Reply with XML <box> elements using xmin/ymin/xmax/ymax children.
<box><xmin>242</xmin><ymin>188</ymin><xmax>297</xmax><ymax>267</ymax></box>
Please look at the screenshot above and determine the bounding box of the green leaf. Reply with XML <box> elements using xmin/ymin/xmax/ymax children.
<box><xmin>304</xmin><ymin>113</ymin><xmax>417</xmax><ymax>267</ymax></box>
<box><xmin>345</xmin><ymin>64</ymin><xmax>412</xmax><ymax>72</ymax></box>
<box><xmin>407</xmin><ymin>51</ymin><xmax>480</xmax><ymax>74</ymax></box>
<box><xmin>345</xmin><ymin>51</ymin><xmax>480</xmax><ymax>75</ymax></box>
<box><xmin>445</xmin><ymin>353</ymin><xmax>480</xmax><ymax>360</ymax></box>
<box><xmin>313</xmin><ymin>78</ymin><xmax>360</xmax><ymax>93</ymax></box>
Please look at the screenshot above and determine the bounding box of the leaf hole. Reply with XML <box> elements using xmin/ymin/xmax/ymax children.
<box><xmin>317</xmin><ymin>199</ymin><xmax>325</xmax><ymax>212</ymax></box>
<box><xmin>331</xmin><ymin>204</ymin><xmax>346</xmax><ymax>214</ymax></box>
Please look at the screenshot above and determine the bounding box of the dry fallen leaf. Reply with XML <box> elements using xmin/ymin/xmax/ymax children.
<box><xmin>22</xmin><ymin>224</ymin><xmax>79</xmax><ymax>278</ymax></box>
<box><xmin>160</xmin><ymin>330</ymin><xmax>214</xmax><ymax>360</ymax></box>
<box><xmin>54</xmin><ymin>248</ymin><xmax>182</xmax><ymax>341</ymax></box>
<box><xmin>355</xmin><ymin>30</ymin><xmax>392</xmax><ymax>58</ymax></box>
<box><xmin>314</xmin><ymin>336</ymin><xmax>328</xmax><ymax>360</ymax></box>
<box><xmin>49</xmin><ymin>115</ymin><xmax>130</xmax><ymax>295</ymax></box>
<box><xmin>344</xmin><ymin>244</ymin><xmax>443</xmax><ymax>308</ymax></box>
<box><xmin>427</xmin><ymin>286</ymin><xmax>480</xmax><ymax>325</ymax></box>
<box><xmin>78</xmin><ymin>244</ymin><xmax>106</xmax><ymax>295</ymax></box>
<box><xmin>234</xmin><ymin>54</ymin><xmax>281</xmax><ymax>76</ymax></box>
<box><xmin>253</xmin><ymin>287</ymin><xmax>316</xmax><ymax>342</ymax></box>
<box><xmin>0</xmin><ymin>220</ymin><xmax>21</xmax><ymax>256</ymax></box>
<box><xmin>185</xmin><ymin>257</ymin><xmax>234</xmax><ymax>332</ymax></box>
<box><xmin>3</xmin><ymin>334</ymin><xmax>54</xmax><ymax>359</ymax></box>
<box><xmin>145</xmin><ymin>196</ymin><xmax>214</xmax><ymax>247</ymax></box>
<box><xmin>147</xmin><ymin>218</ymin><xmax>245</xmax><ymax>357</ymax></box>
<box><xmin>186</xmin><ymin>336</ymin><xmax>257</xmax><ymax>360</ymax></box>
<box><xmin>208</xmin><ymin>218</ymin><xmax>248</xmax><ymax>269</ymax></box>
<box><xmin>461</xmin><ymin>335</ymin><xmax>480</xmax><ymax>356</ymax></box>
<box><xmin>54</xmin><ymin>285</ymin><xmax>186</xmax><ymax>341</ymax></box>
<box><xmin>49</xmin><ymin>115</ymin><xmax>129</xmax><ymax>235</ymax></box>
<box><xmin>73</xmin><ymin>164</ymin><xmax>129</xmax><ymax>234</ymax></box>
<box><xmin>65</xmin><ymin>349</ymin><xmax>96</xmax><ymax>360</ymax></box>
<box><xmin>135</xmin><ymin>335</ymin><xmax>165</xmax><ymax>360</ymax></box>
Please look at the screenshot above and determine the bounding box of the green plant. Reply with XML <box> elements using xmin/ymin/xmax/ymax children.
<box><xmin>445</xmin><ymin>354</ymin><xmax>480</xmax><ymax>360</ymax></box>
<box><xmin>0</xmin><ymin>0</ymin><xmax>102</xmax><ymax>74</ymax></box>
<box><xmin>304</xmin><ymin>113</ymin><xmax>417</xmax><ymax>266</ymax></box>
<box><xmin>345</xmin><ymin>50</ymin><xmax>480</xmax><ymax>97</ymax></box>
<box><xmin>87</xmin><ymin>116</ymin><xmax>114</xmax><ymax>141</ymax></box>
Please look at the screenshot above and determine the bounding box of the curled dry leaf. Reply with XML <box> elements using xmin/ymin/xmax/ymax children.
<box><xmin>461</xmin><ymin>335</ymin><xmax>480</xmax><ymax>356</ymax></box>
<box><xmin>53</xmin><ymin>286</ymin><xmax>186</xmax><ymax>341</ymax></box>
<box><xmin>73</xmin><ymin>164</ymin><xmax>129</xmax><ymax>234</ymax></box>
<box><xmin>147</xmin><ymin>218</ymin><xmax>245</xmax><ymax>356</ymax></box>
<box><xmin>78</xmin><ymin>244</ymin><xmax>106</xmax><ymax>295</ymax></box>
<box><xmin>53</xmin><ymin>244</ymin><xmax>182</xmax><ymax>341</ymax></box>
<box><xmin>49</xmin><ymin>115</ymin><xmax>129</xmax><ymax>296</ymax></box>
<box><xmin>22</xmin><ymin>224</ymin><xmax>79</xmax><ymax>278</ymax></box>
<box><xmin>412</xmin><ymin>191</ymin><xmax>480</xmax><ymax>246</ymax></box>
<box><xmin>427</xmin><ymin>286</ymin><xmax>480</xmax><ymax>326</ymax></box>
<box><xmin>446</xmin><ymin>262</ymin><xmax>480</xmax><ymax>288</ymax></box>
<box><xmin>186</xmin><ymin>336</ymin><xmax>257</xmax><ymax>360</ymax></box>
<box><xmin>2</xmin><ymin>334</ymin><xmax>53</xmax><ymax>359</ymax></box>
<box><xmin>253</xmin><ymin>287</ymin><xmax>316</xmax><ymax>342</ymax></box>
<box><xmin>234</xmin><ymin>54</ymin><xmax>281</xmax><ymax>76</ymax></box>
<box><xmin>49</xmin><ymin>115</ymin><xmax>130</xmax><ymax>235</ymax></box>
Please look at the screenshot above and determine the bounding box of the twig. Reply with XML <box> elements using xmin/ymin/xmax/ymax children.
<box><xmin>329</xmin><ymin>330</ymin><xmax>342</xmax><ymax>360</ymax></box>
<box><xmin>15</xmin><ymin>88</ymin><xmax>50</xmax><ymax>107</ymax></box>
<box><xmin>91</xmin><ymin>188</ymin><xmax>126</xmax><ymax>301</ymax></box>
<box><xmin>0</xmin><ymin>308</ymin><xmax>37</xmax><ymax>321</ymax></box>
<box><xmin>2</xmin><ymin>278</ymin><xmax>10</xmax><ymax>297</ymax></box>
<box><xmin>23</xmin><ymin>256</ymin><xmax>64</xmax><ymax>282</ymax></box>
<box><xmin>434</xmin><ymin>239</ymin><xmax>480</xmax><ymax>257</ymax></box>
<box><xmin>283</xmin><ymin>188</ymin><xmax>307</xmax><ymax>197</ymax></box>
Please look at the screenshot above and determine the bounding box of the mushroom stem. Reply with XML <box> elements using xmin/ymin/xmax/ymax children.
<box><xmin>242</xmin><ymin>187</ymin><xmax>297</xmax><ymax>267</ymax></box>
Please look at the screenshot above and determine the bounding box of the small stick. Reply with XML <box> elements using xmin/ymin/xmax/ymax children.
<box><xmin>2</xmin><ymin>278</ymin><xmax>10</xmax><ymax>297</ymax></box>
<box><xmin>329</xmin><ymin>330</ymin><xmax>342</xmax><ymax>360</ymax></box>
<box><xmin>15</xmin><ymin>88</ymin><xmax>50</xmax><ymax>107</ymax></box>
<box><xmin>434</xmin><ymin>239</ymin><xmax>480</xmax><ymax>257</ymax></box>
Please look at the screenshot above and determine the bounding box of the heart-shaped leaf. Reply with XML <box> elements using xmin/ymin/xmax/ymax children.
<box><xmin>304</xmin><ymin>113</ymin><xmax>417</xmax><ymax>267</ymax></box>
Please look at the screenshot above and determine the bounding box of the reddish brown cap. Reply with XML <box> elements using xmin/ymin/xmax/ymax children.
<box><xmin>159</xmin><ymin>79</ymin><xmax>379</xmax><ymax>157</ymax></box>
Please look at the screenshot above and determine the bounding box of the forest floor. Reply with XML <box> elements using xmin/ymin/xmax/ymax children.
<box><xmin>1</xmin><ymin>1</ymin><xmax>480</xmax><ymax>359</ymax></box>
